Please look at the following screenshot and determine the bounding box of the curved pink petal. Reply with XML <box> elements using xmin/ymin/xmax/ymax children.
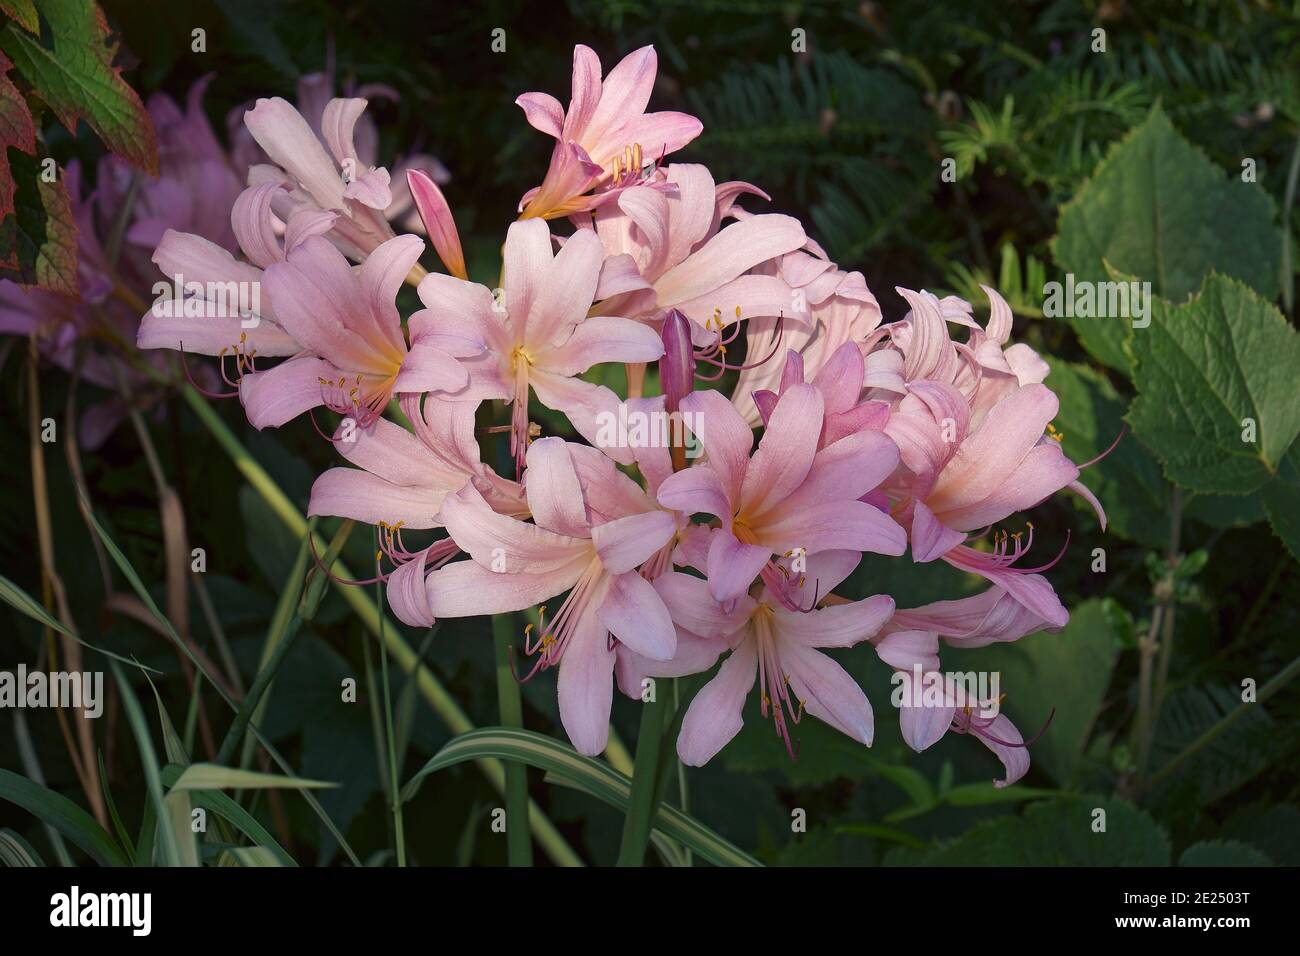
<box><xmin>523</xmin><ymin>438</ymin><xmax>589</xmax><ymax>538</ymax></box>
<box><xmin>706</xmin><ymin>529</ymin><xmax>771</xmax><ymax>603</ymax></box>
<box><xmin>781</xmin><ymin>641</ymin><xmax>874</xmax><ymax>746</ymax></box>
<box><xmin>654</xmin><ymin>571</ymin><xmax>755</xmax><ymax>640</ymax></box>
<box><xmin>591</xmin><ymin>510</ymin><xmax>676</xmax><ymax>574</ymax></box>
<box><xmin>677</xmin><ymin>636</ymin><xmax>757</xmax><ymax>766</ymax></box>
<box><xmin>557</xmin><ymin>606</ymin><xmax>617</xmax><ymax>755</ymax></box>
<box><xmin>776</xmin><ymin>593</ymin><xmax>894</xmax><ymax>649</ymax></box>
<box><xmin>678</xmin><ymin>388</ymin><xmax>753</xmax><ymax>505</ymax></box>
<box><xmin>239</xmin><ymin>356</ymin><xmax>335</xmax><ymax>429</ymax></box>
<box><xmin>598</xmin><ymin>570</ymin><xmax>676</xmax><ymax>661</ymax></box>
<box><xmin>739</xmin><ymin>384</ymin><xmax>823</xmax><ymax>517</ymax></box>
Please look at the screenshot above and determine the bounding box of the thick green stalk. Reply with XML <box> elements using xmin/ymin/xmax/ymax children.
<box><xmin>179</xmin><ymin>384</ymin><xmax>582</xmax><ymax>867</ymax></box>
<box><xmin>493</xmin><ymin>613</ymin><xmax>532</xmax><ymax>866</ymax></box>
<box><xmin>616</xmin><ymin>686</ymin><xmax>667</xmax><ymax>866</ymax></box>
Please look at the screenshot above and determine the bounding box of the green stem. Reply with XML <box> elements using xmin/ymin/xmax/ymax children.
<box><xmin>616</xmin><ymin>684</ymin><xmax>667</xmax><ymax>866</ymax></box>
<box><xmin>375</xmin><ymin>530</ymin><xmax>407</xmax><ymax>867</ymax></box>
<box><xmin>1150</xmin><ymin>651</ymin><xmax>1300</xmax><ymax>788</ymax></box>
<box><xmin>493</xmin><ymin>613</ymin><xmax>532</xmax><ymax>866</ymax></box>
<box><xmin>179</xmin><ymin>384</ymin><xmax>582</xmax><ymax>867</ymax></box>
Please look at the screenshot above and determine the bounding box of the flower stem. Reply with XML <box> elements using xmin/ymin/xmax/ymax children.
<box><xmin>616</xmin><ymin>684</ymin><xmax>668</xmax><ymax>866</ymax></box>
<box><xmin>179</xmin><ymin>383</ymin><xmax>582</xmax><ymax>866</ymax></box>
<box><xmin>493</xmin><ymin>613</ymin><xmax>533</xmax><ymax>866</ymax></box>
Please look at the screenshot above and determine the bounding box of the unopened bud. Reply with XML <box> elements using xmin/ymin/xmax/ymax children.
<box><xmin>408</xmin><ymin>168</ymin><xmax>467</xmax><ymax>280</ymax></box>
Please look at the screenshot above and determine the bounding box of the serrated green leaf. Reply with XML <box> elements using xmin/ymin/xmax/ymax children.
<box><xmin>893</xmin><ymin>796</ymin><xmax>1170</xmax><ymax>866</ymax></box>
<box><xmin>1179</xmin><ymin>840</ymin><xmax>1272</xmax><ymax>867</ymax></box>
<box><xmin>1127</xmin><ymin>273</ymin><xmax>1300</xmax><ymax>495</ymax></box>
<box><xmin>1261</xmin><ymin>444</ymin><xmax>1300</xmax><ymax>561</ymax></box>
<box><xmin>0</xmin><ymin>0</ymin><xmax>157</xmax><ymax>174</ymax></box>
<box><xmin>1053</xmin><ymin>105</ymin><xmax>1280</xmax><ymax>372</ymax></box>
<box><xmin>0</xmin><ymin>149</ymin><xmax>76</xmax><ymax>292</ymax></box>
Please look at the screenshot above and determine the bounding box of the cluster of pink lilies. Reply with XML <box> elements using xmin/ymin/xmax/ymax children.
<box><xmin>35</xmin><ymin>44</ymin><xmax>1103</xmax><ymax>783</ymax></box>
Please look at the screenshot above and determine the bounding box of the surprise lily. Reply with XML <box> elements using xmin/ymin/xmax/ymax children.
<box><xmin>656</xmin><ymin>385</ymin><xmax>907</xmax><ymax>604</ymax></box>
<box><xmin>415</xmin><ymin>219</ymin><xmax>663</xmax><ymax>470</ymax></box>
<box><xmin>239</xmin><ymin>233</ymin><xmax>479</xmax><ymax>429</ymax></box>
<box><xmin>653</xmin><ymin>551</ymin><xmax>894</xmax><ymax>764</ymax></box>
<box><xmin>516</xmin><ymin>45</ymin><xmax>702</xmax><ymax>220</ymax></box>
<box><xmin>424</xmin><ymin>438</ymin><xmax>680</xmax><ymax>755</ymax></box>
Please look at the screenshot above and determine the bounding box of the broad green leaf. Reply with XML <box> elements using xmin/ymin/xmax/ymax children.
<box><xmin>404</xmin><ymin>728</ymin><xmax>762</xmax><ymax>867</ymax></box>
<box><xmin>946</xmin><ymin>598</ymin><xmax>1120</xmax><ymax>786</ymax></box>
<box><xmin>0</xmin><ymin>827</ymin><xmax>44</xmax><ymax>866</ymax></box>
<box><xmin>169</xmin><ymin>764</ymin><xmax>336</xmax><ymax>792</ymax></box>
<box><xmin>1046</xmin><ymin>359</ymin><xmax>1168</xmax><ymax>546</ymax></box>
<box><xmin>1127</xmin><ymin>274</ymin><xmax>1300</xmax><ymax>495</ymax></box>
<box><xmin>0</xmin><ymin>149</ymin><xmax>76</xmax><ymax>292</ymax></box>
<box><xmin>1053</xmin><ymin>105</ymin><xmax>1280</xmax><ymax>372</ymax></box>
<box><xmin>1261</xmin><ymin>444</ymin><xmax>1300</xmax><ymax>561</ymax></box>
<box><xmin>1221</xmin><ymin>804</ymin><xmax>1300</xmax><ymax>865</ymax></box>
<box><xmin>891</xmin><ymin>797</ymin><xmax>1170</xmax><ymax>865</ymax></box>
<box><xmin>1179</xmin><ymin>840</ymin><xmax>1272</xmax><ymax>867</ymax></box>
<box><xmin>0</xmin><ymin>768</ymin><xmax>128</xmax><ymax>866</ymax></box>
<box><xmin>0</xmin><ymin>1</ymin><xmax>38</xmax><ymax>33</ymax></box>
<box><xmin>0</xmin><ymin>0</ymin><xmax>157</xmax><ymax>174</ymax></box>
<box><xmin>0</xmin><ymin>50</ymin><xmax>35</xmax><ymax>222</ymax></box>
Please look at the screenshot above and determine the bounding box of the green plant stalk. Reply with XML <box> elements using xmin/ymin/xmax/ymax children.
<box><xmin>215</xmin><ymin>519</ymin><xmax>322</xmax><ymax>767</ymax></box>
<box><xmin>492</xmin><ymin>613</ymin><xmax>532</xmax><ymax>866</ymax></box>
<box><xmin>179</xmin><ymin>384</ymin><xmax>582</xmax><ymax>867</ymax></box>
<box><xmin>616</xmin><ymin>687</ymin><xmax>667</xmax><ymax>866</ymax></box>
<box><xmin>375</xmin><ymin>540</ymin><xmax>407</xmax><ymax>867</ymax></box>
<box><xmin>1150</xmin><ymin>650</ymin><xmax>1300</xmax><ymax>788</ymax></box>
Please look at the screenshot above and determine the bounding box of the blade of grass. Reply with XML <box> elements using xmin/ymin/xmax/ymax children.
<box><xmin>492</xmin><ymin>612</ymin><xmax>532</xmax><ymax>866</ymax></box>
<box><xmin>181</xmin><ymin>383</ymin><xmax>582</xmax><ymax>867</ymax></box>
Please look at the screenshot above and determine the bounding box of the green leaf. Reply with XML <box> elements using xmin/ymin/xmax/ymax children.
<box><xmin>1127</xmin><ymin>273</ymin><xmax>1300</xmax><ymax>495</ymax></box>
<box><xmin>404</xmin><ymin>728</ymin><xmax>762</xmax><ymax>867</ymax></box>
<box><xmin>169</xmin><ymin>764</ymin><xmax>336</xmax><ymax>792</ymax></box>
<box><xmin>1262</xmin><ymin>444</ymin><xmax>1300</xmax><ymax>560</ymax></box>
<box><xmin>1053</xmin><ymin>105</ymin><xmax>1280</xmax><ymax>372</ymax></box>
<box><xmin>0</xmin><ymin>827</ymin><xmax>44</xmax><ymax>866</ymax></box>
<box><xmin>1046</xmin><ymin>359</ymin><xmax>1168</xmax><ymax>546</ymax></box>
<box><xmin>892</xmin><ymin>797</ymin><xmax>1170</xmax><ymax>866</ymax></box>
<box><xmin>0</xmin><ymin>0</ymin><xmax>157</xmax><ymax>174</ymax></box>
<box><xmin>159</xmin><ymin>765</ymin><xmax>296</xmax><ymax>867</ymax></box>
<box><xmin>0</xmin><ymin>1</ymin><xmax>39</xmax><ymax>33</ymax></box>
<box><xmin>945</xmin><ymin>598</ymin><xmax>1120</xmax><ymax>786</ymax></box>
<box><xmin>0</xmin><ymin>769</ymin><xmax>128</xmax><ymax>866</ymax></box>
<box><xmin>0</xmin><ymin>149</ymin><xmax>76</xmax><ymax>293</ymax></box>
<box><xmin>0</xmin><ymin>569</ymin><xmax>72</xmax><ymax>636</ymax></box>
<box><xmin>0</xmin><ymin>50</ymin><xmax>35</xmax><ymax>222</ymax></box>
<box><xmin>1179</xmin><ymin>840</ymin><xmax>1272</xmax><ymax>867</ymax></box>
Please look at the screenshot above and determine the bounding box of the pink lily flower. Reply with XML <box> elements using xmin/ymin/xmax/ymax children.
<box><xmin>422</xmin><ymin>438</ymin><xmax>680</xmax><ymax>755</ymax></box>
<box><xmin>732</xmin><ymin>253</ymin><xmax>882</xmax><ymax>426</ymax></box>
<box><xmin>653</xmin><ymin>551</ymin><xmax>894</xmax><ymax>765</ymax></box>
<box><xmin>238</xmin><ymin>232</ymin><xmax>480</xmax><ymax>429</ymax></box>
<box><xmin>138</xmin><ymin>181</ymin><xmax>333</xmax><ymax>364</ymax></box>
<box><xmin>655</xmin><ymin>385</ymin><xmax>907</xmax><ymax>605</ymax></box>
<box><xmin>589</xmin><ymin>164</ymin><xmax>808</xmax><ymax>334</ymax></box>
<box><xmin>307</xmin><ymin>394</ymin><xmax>527</xmax><ymax>628</ymax></box>
<box><xmin>243</xmin><ymin>95</ymin><xmax>403</xmax><ymax>262</ymax></box>
<box><xmin>751</xmin><ymin>345</ymin><xmax>891</xmax><ymax>451</ymax></box>
<box><xmin>415</xmin><ymin>219</ymin><xmax>663</xmax><ymax>470</ymax></box>
<box><xmin>516</xmin><ymin>45</ymin><xmax>702</xmax><ymax>220</ymax></box>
